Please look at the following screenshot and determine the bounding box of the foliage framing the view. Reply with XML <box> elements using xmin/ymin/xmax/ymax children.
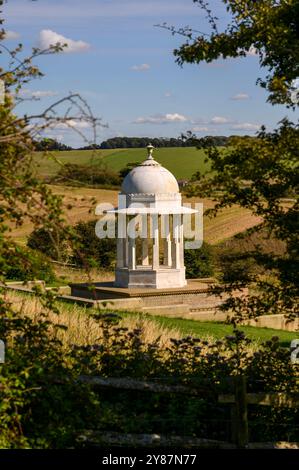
<box><xmin>0</xmin><ymin>0</ymin><xmax>298</xmax><ymax>448</ymax></box>
<box><xmin>170</xmin><ymin>0</ymin><xmax>299</xmax><ymax>323</ymax></box>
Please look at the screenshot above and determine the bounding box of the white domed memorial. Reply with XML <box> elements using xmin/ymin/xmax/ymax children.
<box><xmin>109</xmin><ymin>144</ymin><xmax>197</xmax><ymax>289</ymax></box>
<box><xmin>70</xmin><ymin>146</ymin><xmax>245</xmax><ymax>317</ymax></box>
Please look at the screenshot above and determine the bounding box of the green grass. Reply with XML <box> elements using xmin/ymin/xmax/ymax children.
<box><xmin>57</xmin><ymin>299</ymin><xmax>297</xmax><ymax>347</ymax></box>
<box><xmin>148</xmin><ymin>315</ymin><xmax>297</xmax><ymax>347</ymax></box>
<box><xmin>32</xmin><ymin>149</ymin><xmax>114</xmax><ymax>179</ymax></box>
<box><xmin>100</xmin><ymin>147</ymin><xmax>209</xmax><ymax>179</ymax></box>
<box><xmin>89</xmin><ymin>307</ymin><xmax>297</xmax><ymax>347</ymax></box>
<box><xmin>32</xmin><ymin>147</ymin><xmax>210</xmax><ymax>180</ymax></box>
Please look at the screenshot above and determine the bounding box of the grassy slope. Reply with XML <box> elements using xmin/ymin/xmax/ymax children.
<box><xmin>11</xmin><ymin>148</ymin><xmax>259</xmax><ymax>245</ymax></box>
<box><xmin>32</xmin><ymin>149</ymin><xmax>115</xmax><ymax>179</ymax></box>
<box><xmin>12</xmin><ymin>184</ymin><xmax>261</xmax><ymax>245</ymax></box>
<box><xmin>149</xmin><ymin>315</ymin><xmax>296</xmax><ymax>347</ymax></box>
<box><xmin>82</xmin><ymin>306</ymin><xmax>297</xmax><ymax>346</ymax></box>
<box><xmin>11</xmin><ymin>184</ymin><xmax>261</xmax><ymax>245</ymax></box>
<box><xmin>8</xmin><ymin>291</ymin><xmax>296</xmax><ymax>347</ymax></box>
<box><xmin>33</xmin><ymin>147</ymin><xmax>209</xmax><ymax>180</ymax></box>
<box><xmin>100</xmin><ymin>147</ymin><xmax>209</xmax><ymax>179</ymax></box>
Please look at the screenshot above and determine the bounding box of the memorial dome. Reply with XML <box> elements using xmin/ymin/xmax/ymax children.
<box><xmin>121</xmin><ymin>145</ymin><xmax>179</xmax><ymax>195</ymax></box>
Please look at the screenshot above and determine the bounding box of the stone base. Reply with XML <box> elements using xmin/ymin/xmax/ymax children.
<box><xmin>69</xmin><ymin>278</ymin><xmax>229</xmax><ymax>317</ymax></box>
<box><xmin>69</xmin><ymin>279</ymin><xmax>250</xmax><ymax>323</ymax></box>
<box><xmin>115</xmin><ymin>266</ymin><xmax>186</xmax><ymax>289</ymax></box>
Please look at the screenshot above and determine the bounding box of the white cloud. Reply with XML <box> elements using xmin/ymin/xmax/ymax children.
<box><xmin>32</xmin><ymin>90</ymin><xmax>58</xmax><ymax>98</ymax></box>
<box><xmin>3</xmin><ymin>30</ymin><xmax>20</xmax><ymax>40</ymax></box>
<box><xmin>43</xmin><ymin>132</ymin><xmax>64</xmax><ymax>142</ymax></box>
<box><xmin>231</xmin><ymin>123</ymin><xmax>260</xmax><ymax>131</ymax></box>
<box><xmin>231</xmin><ymin>93</ymin><xmax>250</xmax><ymax>100</ymax></box>
<box><xmin>39</xmin><ymin>29</ymin><xmax>90</xmax><ymax>53</ymax></box>
<box><xmin>131</xmin><ymin>63</ymin><xmax>150</xmax><ymax>71</ymax></box>
<box><xmin>20</xmin><ymin>89</ymin><xmax>58</xmax><ymax>99</ymax></box>
<box><xmin>210</xmin><ymin>116</ymin><xmax>231</xmax><ymax>125</ymax></box>
<box><xmin>164</xmin><ymin>92</ymin><xmax>172</xmax><ymax>98</ymax></box>
<box><xmin>134</xmin><ymin>113</ymin><xmax>188</xmax><ymax>124</ymax></box>
<box><xmin>53</xmin><ymin>120</ymin><xmax>92</xmax><ymax>130</ymax></box>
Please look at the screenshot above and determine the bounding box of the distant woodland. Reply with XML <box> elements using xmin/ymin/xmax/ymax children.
<box><xmin>33</xmin><ymin>135</ymin><xmax>231</xmax><ymax>151</ymax></box>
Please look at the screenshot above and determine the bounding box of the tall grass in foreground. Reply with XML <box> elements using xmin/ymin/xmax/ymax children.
<box><xmin>5</xmin><ymin>291</ymin><xmax>261</xmax><ymax>355</ymax></box>
<box><xmin>5</xmin><ymin>291</ymin><xmax>182</xmax><ymax>349</ymax></box>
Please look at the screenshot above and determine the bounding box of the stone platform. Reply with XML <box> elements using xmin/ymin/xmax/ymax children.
<box><xmin>6</xmin><ymin>281</ymin><xmax>298</xmax><ymax>329</ymax></box>
<box><xmin>69</xmin><ymin>279</ymin><xmax>237</xmax><ymax>320</ymax></box>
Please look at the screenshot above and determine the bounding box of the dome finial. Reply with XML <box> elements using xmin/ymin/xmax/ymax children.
<box><xmin>147</xmin><ymin>143</ymin><xmax>154</xmax><ymax>160</ymax></box>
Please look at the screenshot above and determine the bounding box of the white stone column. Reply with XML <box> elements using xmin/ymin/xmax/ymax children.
<box><xmin>116</xmin><ymin>238</ymin><xmax>124</xmax><ymax>268</ymax></box>
<box><xmin>124</xmin><ymin>233</ymin><xmax>129</xmax><ymax>267</ymax></box>
<box><xmin>142</xmin><ymin>240</ymin><xmax>149</xmax><ymax>266</ymax></box>
<box><xmin>141</xmin><ymin>214</ymin><xmax>149</xmax><ymax>266</ymax></box>
<box><xmin>162</xmin><ymin>214</ymin><xmax>172</xmax><ymax>267</ymax></box>
<box><xmin>151</xmin><ymin>213</ymin><xmax>159</xmax><ymax>270</ymax></box>
<box><xmin>128</xmin><ymin>236</ymin><xmax>136</xmax><ymax>270</ymax></box>
<box><xmin>116</xmin><ymin>212</ymin><xmax>126</xmax><ymax>268</ymax></box>
<box><xmin>172</xmin><ymin>214</ymin><xmax>181</xmax><ymax>269</ymax></box>
<box><xmin>180</xmin><ymin>219</ymin><xmax>184</xmax><ymax>267</ymax></box>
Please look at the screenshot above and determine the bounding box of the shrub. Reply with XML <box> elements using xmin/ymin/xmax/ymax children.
<box><xmin>215</xmin><ymin>227</ymin><xmax>286</xmax><ymax>283</ymax></box>
<box><xmin>55</xmin><ymin>163</ymin><xmax>121</xmax><ymax>187</ymax></box>
<box><xmin>184</xmin><ymin>241</ymin><xmax>214</xmax><ymax>278</ymax></box>
<box><xmin>1</xmin><ymin>295</ymin><xmax>298</xmax><ymax>447</ymax></box>
<box><xmin>73</xmin><ymin>220</ymin><xmax>116</xmax><ymax>269</ymax></box>
<box><xmin>28</xmin><ymin>220</ymin><xmax>116</xmax><ymax>270</ymax></box>
<box><xmin>3</xmin><ymin>246</ymin><xmax>55</xmax><ymax>283</ymax></box>
<box><xmin>27</xmin><ymin>227</ymin><xmax>70</xmax><ymax>262</ymax></box>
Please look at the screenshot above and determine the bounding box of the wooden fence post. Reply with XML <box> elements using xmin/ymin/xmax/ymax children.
<box><xmin>234</xmin><ymin>375</ymin><xmax>249</xmax><ymax>448</ymax></box>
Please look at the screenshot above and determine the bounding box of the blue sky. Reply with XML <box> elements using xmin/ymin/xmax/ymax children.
<box><xmin>2</xmin><ymin>0</ymin><xmax>297</xmax><ymax>147</ymax></box>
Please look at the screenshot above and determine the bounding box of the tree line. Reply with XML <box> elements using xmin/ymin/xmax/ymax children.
<box><xmin>33</xmin><ymin>135</ymin><xmax>231</xmax><ymax>151</ymax></box>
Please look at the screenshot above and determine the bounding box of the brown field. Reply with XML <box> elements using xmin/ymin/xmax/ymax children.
<box><xmin>11</xmin><ymin>184</ymin><xmax>261</xmax><ymax>245</ymax></box>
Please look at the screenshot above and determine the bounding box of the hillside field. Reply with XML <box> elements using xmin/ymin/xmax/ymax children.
<box><xmin>11</xmin><ymin>184</ymin><xmax>261</xmax><ymax>245</ymax></box>
<box><xmin>11</xmin><ymin>148</ymin><xmax>262</xmax><ymax>245</ymax></box>
<box><xmin>32</xmin><ymin>147</ymin><xmax>210</xmax><ymax>180</ymax></box>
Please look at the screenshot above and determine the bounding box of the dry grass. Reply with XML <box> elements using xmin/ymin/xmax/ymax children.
<box><xmin>9</xmin><ymin>185</ymin><xmax>119</xmax><ymax>245</ymax></box>
<box><xmin>217</xmin><ymin>226</ymin><xmax>286</xmax><ymax>255</ymax></box>
<box><xmin>52</xmin><ymin>264</ymin><xmax>114</xmax><ymax>284</ymax></box>
<box><xmin>5</xmin><ymin>291</ymin><xmax>182</xmax><ymax>350</ymax></box>
<box><xmin>4</xmin><ymin>291</ymin><xmax>259</xmax><ymax>359</ymax></box>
